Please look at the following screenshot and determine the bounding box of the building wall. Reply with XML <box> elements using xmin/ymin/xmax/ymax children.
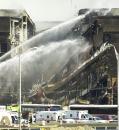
<box><xmin>0</xmin><ymin>10</ymin><xmax>35</xmax><ymax>57</ymax></box>
<box><xmin>84</xmin><ymin>16</ymin><xmax>119</xmax><ymax>53</ymax></box>
<box><xmin>0</xmin><ymin>17</ymin><xmax>10</xmax><ymax>56</ymax></box>
<box><xmin>0</xmin><ymin>17</ymin><xmax>10</xmax><ymax>32</ymax></box>
<box><xmin>0</xmin><ymin>10</ymin><xmax>35</xmax><ymax>104</ymax></box>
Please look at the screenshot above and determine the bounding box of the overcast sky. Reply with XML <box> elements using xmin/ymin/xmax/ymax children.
<box><xmin>0</xmin><ymin>0</ymin><xmax>119</xmax><ymax>22</ymax></box>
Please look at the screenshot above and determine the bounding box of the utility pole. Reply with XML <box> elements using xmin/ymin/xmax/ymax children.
<box><xmin>19</xmin><ymin>46</ymin><xmax>22</xmax><ymax>130</ymax></box>
<box><xmin>117</xmin><ymin>52</ymin><xmax>119</xmax><ymax>129</ymax></box>
<box><xmin>114</xmin><ymin>46</ymin><xmax>119</xmax><ymax>129</ymax></box>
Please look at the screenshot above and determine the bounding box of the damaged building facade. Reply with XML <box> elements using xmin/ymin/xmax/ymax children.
<box><xmin>41</xmin><ymin>9</ymin><xmax>119</xmax><ymax>114</ymax></box>
<box><xmin>0</xmin><ymin>10</ymin><xmax>35</xmax><ymax>56</ymax></box>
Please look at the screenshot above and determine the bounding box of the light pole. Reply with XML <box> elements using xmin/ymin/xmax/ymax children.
<box><xmin>114</xmin><ymin>47</ymin><xmax>119</xmax><ymax>129</ymax></box>
<box><xmin>117</xmin><ymin>52</ymin><xmax>119</xmax><ymax>129</ymax></box>
<box><xmin>19</xmin><ymin>47</ymin><xmax>22</xmax><ymax>130</ymax></box>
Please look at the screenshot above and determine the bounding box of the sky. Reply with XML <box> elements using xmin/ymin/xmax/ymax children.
<box><xmin>0</xmin><ymin>0</ymin><xmax>119</xmax><ymax>22</ymax></box>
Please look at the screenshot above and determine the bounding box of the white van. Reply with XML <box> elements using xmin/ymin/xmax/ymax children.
<box><xmin>36</xmin><ymin>110</ymin><xmax>89</xmax><ymax>124</ymax></box>
<box><xmin>36</xmin><ymin>111</ymin><xmax>58</xmax><ymax>122</ymax></box>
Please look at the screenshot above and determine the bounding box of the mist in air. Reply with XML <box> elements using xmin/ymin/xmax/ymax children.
<box><xmin>0</xmin><ymin>9</ymin><xmax>111</xmax><ymax>94</ymax></box>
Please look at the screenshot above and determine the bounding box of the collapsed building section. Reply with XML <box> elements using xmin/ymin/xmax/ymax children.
<box><xmin>36</xmin><ymin>9</ymin><xmax>119</xmax><ymax>114</ymax></box>
<box><xmin>46</xmin><ymin>45</ymin><xmax>117</xmax><ymax>105</ymax></box>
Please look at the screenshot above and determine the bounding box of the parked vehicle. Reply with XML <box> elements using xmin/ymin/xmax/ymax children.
<box><xmin>10</xmin><ymin>111</ymin><xmax>18</xmax><ymax>124</ymax></box>
<box><xmin>92</xmin><ymin>116</ymin><xmax>109</xmax><ymax>123</ymax></box>
<box><xmin>76</xmin><ymin>113</ymin><xmax>94</xmax><ymax>123</ymax></box>
<box><xmin>35</xmin><ymin>110</ymin><xmax>88</xmax><ymax>123</ymax></box>
<box><xmin>36</xmin><ymin>111</ymin><xmax>58</xmax><ymax>122</ymax></box>
<box><xmin>109</xmin><ymin>116</ymin><xmax>118</xmax><ymax>123</ymax></box>
<box><xmin>93</xmin><ymin>114</ymin><xmax>117</xmax><ymax>122</ymax></box>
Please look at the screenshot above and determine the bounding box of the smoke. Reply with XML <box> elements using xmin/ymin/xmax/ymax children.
<box><xmin>0</xmin><ymin>9</ymin><xmax>91</xmax><ymax>62</ymax></box>
<box><xmin>0</xmin><ymin>9</ymin><xmax>25</xmax><ymax>17</ymax></box>
<box><xmin>0</xmin><ymin>37</ymin><xmax>91</xmax><ymax>93</ymax></box>
<box><xmin>0</xmin><ymin>8</ymin><xmax>111</xmax><ymax>61</ymax></box>
<box><xmin>0</xmin><ymin>8</ymin><xmax>111</xmax><ymax>94</ymax></box>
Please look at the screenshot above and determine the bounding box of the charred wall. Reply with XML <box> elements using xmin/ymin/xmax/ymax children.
<box><xmin>83</xmin><ymin>16</ymin><xmax>119</xmax><ymax>54</ymax></box>
<box><xmin>46</xmin><ymin>47</ymin><xmax>117</xmax><ymax>106</ymax></box>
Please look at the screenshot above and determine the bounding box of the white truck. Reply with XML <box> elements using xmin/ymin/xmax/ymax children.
<box><xmin>61</xmin><ymin>110</ymin><xmax>88</xmax><ymax>120</ymax></box>
<box><xmin>36</xmin><ymin>111</ymin><xmax>58</xmax><ymax>123</ymax></box>
<box><xmin>58</xmin><ymin>110</ymin><xmax>90</xmax><ymax>123</ymax></box>
<box><xmin>35</xmin><ymin>110</ymin><xmax>89</xmax><ymax>124</ymax></box>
